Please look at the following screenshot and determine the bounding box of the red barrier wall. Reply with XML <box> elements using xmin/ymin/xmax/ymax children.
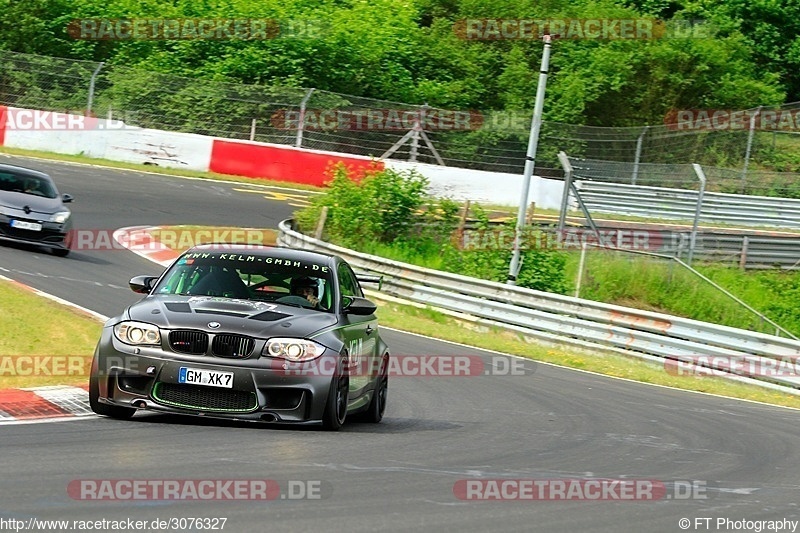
<box><xmin>209</xmin><ymin>139</ymin><xmax>383</xmax><ymax>186</ymax></box>
<box><xmin>0</xmin><ymin>106</ymin><xmax>6</xmax><ymax>146</ymax></box>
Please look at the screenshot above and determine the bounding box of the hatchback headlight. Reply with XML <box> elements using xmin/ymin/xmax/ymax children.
<box><xmin>114</xmin><ymin>321</ymin><xmax>161</xmax><ymax>345</ymax></box>
<box><xmin>51</xmin><ymin>211</ymin><xmax>71</xmax><ymax>224</ymax></box>
<box><xmin>262</xmin><ymin>338</ymin><xmax>325</xmax><ymax>361</ymax></box>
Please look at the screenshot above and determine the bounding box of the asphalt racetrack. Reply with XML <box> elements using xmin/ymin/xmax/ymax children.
<box><xmin>2</xmin><ymin>155</ymin><xmax>800</xmax><ymax>533</ymax></box>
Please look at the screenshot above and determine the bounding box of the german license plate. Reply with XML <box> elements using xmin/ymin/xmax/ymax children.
<box><xmin>178</xmin><ymin>367</ymin><xmax>233</xmax><ymax>388</ymax></box>
<box><xmin>11</xmin><ymin>220</ymin><xmax>42</xmax><ymax>231</ymax></box>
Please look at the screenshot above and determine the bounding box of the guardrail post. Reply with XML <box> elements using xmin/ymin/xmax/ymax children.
<box><xmin>739</xmin><ymin>236</ymin><xmax>749</xmax><ymax>270</ymax></box>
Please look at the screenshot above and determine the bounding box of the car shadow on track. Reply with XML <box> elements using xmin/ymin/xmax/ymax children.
<box><xmin>122</xmin><ymin>412</ymin><xmax>462</xmax><ymax>433</ymax></box>
<box><xmin>0</xmin><ymin>239</ymin><xmax>115</xmax><ymax>266</ymax></box>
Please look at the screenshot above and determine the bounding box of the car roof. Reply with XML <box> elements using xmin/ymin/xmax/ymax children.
<box><xmin>185</xmin><ymin>244</ymin><xmax>339</xmax><ymax>265</ymax></box>
<box><xmin>0</xmin><ymin>164</ymin><xmax>53</xmax><ymax>181</ymax></box>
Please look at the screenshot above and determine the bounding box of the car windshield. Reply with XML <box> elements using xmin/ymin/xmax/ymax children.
<box><xmin>153</xmin><ymin>250</ymin><xmax>335</xmax><ymax>312</ymax></box>
<box><xmin>0</xmin><ymin>171</ymin><xmax>58</xmax><ymax>198</ymax></box>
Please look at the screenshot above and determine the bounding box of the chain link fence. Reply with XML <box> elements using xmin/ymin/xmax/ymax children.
<box><xmin>2</xmin><ymin>49</ymin><xmax>800</xmax><ymax>194</ymax></box>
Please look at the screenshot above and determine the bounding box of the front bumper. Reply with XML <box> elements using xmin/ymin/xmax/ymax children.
<box><xmin>92</xmin><ymin>328</ymin><xmax>338</xmax><ymax>424</ymax></box>
<box><xmin>0</xmin><ymin>216</ymin><xmax>71</xmax><ymax>249</ymax></box>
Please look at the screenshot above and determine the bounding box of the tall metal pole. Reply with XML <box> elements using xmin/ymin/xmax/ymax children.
<box><xmin>507</xmin><ymin>34</ymin><xmax>552</xmax><ymax>285</ymax></box>
<box><xmin>295</xmin><ymin>88</ymin><xmax>315</xmax><ymax>148</ymax></box>
<box><xmin>632</xmin><ymin>126</ymin><xmax>647</xmax><ymax>184</ymax></box>
<box><xmin>86</xmin><ymin>62</ymin><xmax>104</xmax><ymax>115</ymax></box>
<box><xmin>689</xmin><ymin>163</ymin><xmax>707</xmax><ymax>266</ymax></box>
<box><xmin>740</xmin><ymin>106</ymin><xmax>761</xmax><ymax>193</ymax></box>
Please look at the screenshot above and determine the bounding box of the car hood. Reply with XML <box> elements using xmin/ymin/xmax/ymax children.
<box><xmin>126</xmin><ymin>295</ymin><xmax>338</xmax><ymax>339</ymax></box>
<box><xmin>0</xmin><ymin>192</ymin><xmax>65</xmax><ymax>216</ymax></box>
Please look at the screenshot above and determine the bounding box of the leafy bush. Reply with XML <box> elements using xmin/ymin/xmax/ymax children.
<box><xmin>296</xmin><ymin>175</ymin><xmax>570</xmax><ymax>294</ymax></box>
<box><xmin>296</xmin><ymin>163</ymin><xmax>435</xmax><ymax>247</ymax></box>
<box><xmin>440</xmin><ymin>205</ymin><xmax>569</xmax><ymax>293</ymax></box>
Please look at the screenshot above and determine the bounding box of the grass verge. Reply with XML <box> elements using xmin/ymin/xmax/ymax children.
<box><xmin>0</xmin><ymin>280</ymin><xmax>102</xmax><ymax>389</ymax></box>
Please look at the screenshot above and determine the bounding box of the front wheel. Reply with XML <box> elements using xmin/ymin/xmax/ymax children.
<box><xmin>89</xmin><ymin>374</ymin><xmax>136</xmax><ymax>420</ymax></box>
<box><xmin>321</xmin><ymin>357</ymin><xmax>349</xmax><ymax>431</ymax></box>
<box><xmin>51</xmin><ymin>231</ymin><xmax>73</xmax><ymax>257</ymax></box>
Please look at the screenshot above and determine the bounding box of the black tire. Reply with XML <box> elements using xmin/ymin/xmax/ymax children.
<box><xmin>89</xmin><ymin>374</ymin><xmax>136</xmax><ymax>420</ymax></box>
<box><xmin>321</xmin><ymin>357</ymin><xmax>349</xmax><ymax>431</ymax></box>
<box><xmin>363</xmin><ymin>354</ymin><xmax>388</xmax><ymax>423</ymax></box>
<box><xmin>52</xmin><ymin>231</ymin><xmax>73</xmax><ymax>257</ymax></box>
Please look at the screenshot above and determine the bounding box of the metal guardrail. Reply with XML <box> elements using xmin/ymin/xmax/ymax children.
<box><xmin>277</xmin><ymin>220</ymin><xmax>800</xmax><ymax>393</ymax></box>
<box><xmin>577</xmin><ymin>181</ymin><xmax>800</xmax><ymax>229</ymax></box>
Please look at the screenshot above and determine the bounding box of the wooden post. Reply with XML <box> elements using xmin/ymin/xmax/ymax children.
<box><xmin>739</xmin><ymin>235</ymin><xmax>749</xmax><ymax>270</ymax></box>
<box><xmin>526</xmin><ymin>202</ymin><xmax>536</xmax><ymax>225</ymax></box>
<box><xmin>314</xmin><ymin>206</ymin><xmax>329</xmax><ymax>240</ymax></box>
<box><xmin>452</xmin><ymin>200</ymin><xmax>470</xmax><ymax>249</ymax></box>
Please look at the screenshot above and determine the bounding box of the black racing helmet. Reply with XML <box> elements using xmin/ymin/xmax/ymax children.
<box><xmin>290</xmin><ymin>276</ymin><xmax>318</xmax><ymax>292</ymax></box>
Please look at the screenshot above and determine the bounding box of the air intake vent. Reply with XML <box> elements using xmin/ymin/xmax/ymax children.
<box><xmin>153</xmin><ymin>383</ymin><xmax>257</xmax><ymax>412</ymax></box>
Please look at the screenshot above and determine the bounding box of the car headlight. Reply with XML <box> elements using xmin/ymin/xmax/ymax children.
<box><xmin>51</xmin><ymin>211</ymin><xmax>70</xmax><ymax>223</ymax></box>
<box><xmin>114</xmin><ymin>321</ymin><xmax>161</xmax><ymax>345</ymax></box>
<box><xmin>262</xmin><ymin>338</ymin><xmax>325</xmax><ymax>361</ymax></box>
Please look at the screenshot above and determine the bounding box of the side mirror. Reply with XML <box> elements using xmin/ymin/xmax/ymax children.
<box><xmin>129</xmin><ymin>275</ymin><xmax>158</xmax><ymax>294</ymax></box>
<box><xmin>61</xmin><ymin>193</ymin><xmax>73</xmax><ymax>203</ymax></box>
<box><xmin>342</xmin><ymin>296</ymin><xmax>377</xmax><ymax>316</ymax></box>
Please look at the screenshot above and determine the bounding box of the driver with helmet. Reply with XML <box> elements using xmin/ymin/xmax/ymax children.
<box><xmin>290</xmin><ymin>276</ymin><xmax>320</xmax><ymax>307</ymax></box>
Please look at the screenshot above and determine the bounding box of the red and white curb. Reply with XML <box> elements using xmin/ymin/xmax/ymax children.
<box><xmin>114</xmin><ymin>225</ymin><xmax>180</xmax><ymax>267</ymax></box>
<box><xmin>0</xmin><ymin>227</ymin><xmax>177</xmax><ymax>424</ymax></box>
<box><xmin>0</xmin><ymin>385</ymin><xmax>94</xmax><ymax>423</ymax></box>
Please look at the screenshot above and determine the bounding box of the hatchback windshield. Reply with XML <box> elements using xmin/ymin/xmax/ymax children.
<box><xmin>154</xmin><ymin>250</ymin><xmax>335</xmax><ymax>312</ymax></box>
<box><xmin>0</xmin><ymin>171</ymin><xmax>58</xmax><ymax>198</ymax></box>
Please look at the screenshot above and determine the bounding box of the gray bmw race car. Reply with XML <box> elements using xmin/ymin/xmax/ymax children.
<box><xmin>90</xmin><ymin>244</ymin><xmax>389</xmax><ymax>430</ymax></box>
